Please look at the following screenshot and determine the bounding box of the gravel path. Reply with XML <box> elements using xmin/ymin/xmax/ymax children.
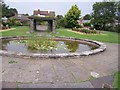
<box><xmin>1</xmin><ymin>43</ymin><xmax>119</xmax><ymax>88</ymax></box>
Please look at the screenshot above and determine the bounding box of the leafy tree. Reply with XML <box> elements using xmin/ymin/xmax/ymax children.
<box><xmin>83</xmin><ymin>14</ymin><xmax>91</xmax><ymax>20</ymax></box>
<box><xmin>56</xmin><ymin>15</ymin><xmax>65</xmax><ymax>28</ymax></box>
<box><xmin>116</xmin><ymin>1</ymin><xmax>120</xmax><ymax>33</ymax></box>
<box><xmin>65</xmin><ymin>4</ymin><xmax>81</xmax><ymax>29</ymax></box>
<box><xmin>117</xmin><ymin>1</ymin><xmax>120</xmax><ymax>20</ymax></box>
<box><xmin>92</xmin><ymin>2</ymin><xmax>117</xmax><ymax>31</ymax></box>
<box><xmin>1</xmin><ymin>1</ymin><xmax>18</xmax><ymax>18</ymax></box>
<box><xmin>7</xmin><ymin>8</ymin><xmax>18</xmax><ymax>17</ymax></box>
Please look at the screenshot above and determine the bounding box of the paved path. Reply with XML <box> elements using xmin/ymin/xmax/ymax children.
<box><xmin>1</xmin><ymin>43</ymin><xmax>119</xmax><ymax>88</ymax></box>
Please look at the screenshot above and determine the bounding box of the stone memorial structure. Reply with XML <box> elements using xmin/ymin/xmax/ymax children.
<box><xmin>29</xmin><ymin>9</ymin><xmax>56</xmax><ymax>33</ymax></box>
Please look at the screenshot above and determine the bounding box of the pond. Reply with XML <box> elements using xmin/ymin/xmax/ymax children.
<box><xmin>0</xmin><ymin>39</ymin><xmax>98</xmax><ymax>54</ymax></box>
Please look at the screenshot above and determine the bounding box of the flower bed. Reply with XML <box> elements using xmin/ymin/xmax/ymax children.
<box><xmin>73</xmin><ymin>27</ymin><xmax>99</xmax><ymax>34</ymax></box>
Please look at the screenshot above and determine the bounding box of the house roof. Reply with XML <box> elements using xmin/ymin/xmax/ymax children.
<box><xmin>9</xmin><ymin>14</ymin><xmax>30</xmax><ymax>21</ymax></box>
<box><xmin>34</xmin><ymin>10</ymin><xmax>49</xmax><ymax>15</ymax></box>
<box><xmin>33</xmin><ymin>9</ymin><xmax>55</xmax><ymax>17</ymax></box>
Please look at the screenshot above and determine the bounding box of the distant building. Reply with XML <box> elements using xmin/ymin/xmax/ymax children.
<box><xmin>1</xmin><ymin>17</ymin><xmax>8</xmax><ymax>22</ymax></box>
<box><xmin>9</xmin><ymin>14</ymin><xmax>30</xmax><ymax>21</ymax></box>
<box><xmin>33</xmin><ymin>9</ymin><xmax>55</xmax><ymax>17</ymax></box>
<box><xmin>78</xmin><ymin>17</ymin><xmax>91</xmax><ymax>25</ymax></box>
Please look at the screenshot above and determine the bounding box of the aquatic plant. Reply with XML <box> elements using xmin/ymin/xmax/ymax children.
<box><xmin>14</xmin><ymin>35</ymin><xmax>58</xmax><ymax>52</ymax></box>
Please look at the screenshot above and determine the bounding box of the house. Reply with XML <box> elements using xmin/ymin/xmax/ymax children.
<box><xmin>78</xmin><ymin>17</ymin><xmax>91</xmax><ymax>25</ymax></box>
<box><xmin>33</xmin><ymin>9</ymin><xmax>55</xmax><ymax>17</ymax></box>
<box><xmin>9</xmin><ymin>14</ymin><xmax>30</xmax><ymax>21</ymax></box>
<box><xmin>1</xmin><ymin>17</ymin><xmax>8</xmax><ymax>23</ymax></box>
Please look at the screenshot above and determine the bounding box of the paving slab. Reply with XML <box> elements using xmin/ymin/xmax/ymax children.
<box><xmin>18</xmin><ymin>81</ymin><xmax>94</xmax><ymax>88</ymax></box>
<box><xmin>90</xmin><ymin>75</ymin><xmax>114</xmax><ymax>88</ymax></box>
<box><xmin>1</xmin><ymin>43</ymin><xmax>119</xmax><ymax>88</ymax></box>
<box><xmin>2</xmin><ymin>81</ymin><xmax>17</xmax><ymax>88</ymax></box>
<box><xmin>50</xmin><ymin>60</ymin><xmax>76</xmax><ymax>83</ymax></box>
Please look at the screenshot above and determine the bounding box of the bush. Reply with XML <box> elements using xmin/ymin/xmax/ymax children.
<box><xmin>83</xmin><ymin>22</ymin><xmax>91</xmax><ymax>27</ymax></box>
<box><xmin>116</xmin><ymin>25</ymin><xmax>120</xmax><ymax>33</ymax></box>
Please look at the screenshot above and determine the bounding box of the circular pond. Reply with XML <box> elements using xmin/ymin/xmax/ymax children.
<box><xmin>0</xmin><ymin>36</ymin><xmax>106</xmax><ymax>58</ymax></box>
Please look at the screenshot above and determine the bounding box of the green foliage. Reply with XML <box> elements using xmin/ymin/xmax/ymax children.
<box><xmin>9</xmin><ymin>60</ymin><xmax>17</xmax><ymax>64</ymax></box>
<box><xmin>53</xmin><ymin>28</ymin><xmax>119</xmax><ymax>43</ymax></box>
<box><xmin>92</xmin><ymin>2</ymin><xmax>118</xmax><ymax>32</ymax></box>
<box><xmin>3</xmin><ymin>18</ymin><xmax>23</xmax><ymax>26</ymax></box>
<box><xmin>28</xmin><ymin>36</ymin><xmax>57</xmax><ymax>52</ymax></box>
<box><xmin>15</xmin><ymin>35</ymin><xmax>58</xmax><ymax>52</ymax></box>
<box><xmin>83</xmin><ymin>14</ymin><xmax>91</xmax><ymax>20</ymax></box>
<box><xmin>0</xmin><ymin>26</ymin><xmax>31</xmax><ymax>37</ymax></box>
<box><xmin>1</xmin><ymin>1</ymin><xmax>18</xmax><ymax>18</ymax></box>
<box><xmin>83</xmin><ymin>22</ymin><xmax>91</xmax><ymax>27</ymax></box>
<box><xmin>65</xmin><ymin>4</ymin><xmax>81</xmax><ymax>28</ymax></box>
<box><xmin>14</xmin><ymin>35</ymin><xmax>58</xmax><ymax>52</ymax></box>
<box><xmin>0</xmin><ymin>26</ymin><xmax>119</xmax><ymax>44</ymax></box>
<box><xmin>73</xmin><ymin>28</ymin><xmax>97</xmax><ymax>34</ymax></box>
<box><xmin>113</xmin><ymin>71</ymin><xmax>120</xmax><ymax>89</ymax></box>
<box><xmin>56</xmin><ymin>15</ymin><xmax>65</xmax><ymax>28</ymax></box>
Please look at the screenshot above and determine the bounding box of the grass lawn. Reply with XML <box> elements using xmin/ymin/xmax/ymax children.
<box><xmin>0</xmin><ymin>26</ymin><xmax>31</xmax><ymax>37</ymax></box>
<box><xmin>0</xmin><ymin>26</ymin><xmax>119</xmax><ymax>43</ymax></box>
<box><xmin>113</xmin><ymin>71</ymin><xmax>120</xmax><ymax>89</ymax></box>
<box><xmin>53</xmin><ymin>28</ymin><xmax>119</xmax><ymax>44</ymax></box>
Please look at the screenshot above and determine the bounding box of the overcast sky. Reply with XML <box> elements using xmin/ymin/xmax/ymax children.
<box><xmin>4</xmin><ymin>0</ymin><xmax>103</xmax><ymax>16</ymax></box>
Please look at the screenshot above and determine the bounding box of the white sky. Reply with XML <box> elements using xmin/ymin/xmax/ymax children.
<box><xmin>5</xmin><ymin>0</ymin><xmax>103</xmax><ymax>2</ymax></box>
<box><xmin>4</xmin><ymin>0</ymin><xmax>104</xmax><ymax>16</ymax></box>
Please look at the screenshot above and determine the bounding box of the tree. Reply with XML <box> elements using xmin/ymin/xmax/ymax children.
<box><xmin>65</xmin><ymin>4</ymin><xmax>81</xmax><ymax>28</ymax></box>
<box><xmin>56</xmin><ymin>15</ymin><xmax>65</xmax><ymax>28</ymax></box>
<box><xmin>92</xmin><ymin>2</ymin><xmax>117</xmax><ymax>31</ymax></box>
<box><xmin>1</xmin><ymin>1</ymin><xmax>18</xmax><ymax>18</ymax></box>
<box><xmin>83</xmin><ymin>14</ymin><xmax>91</xmax><ymax>20</ymax></box>
<box><xmin>117</xmin><ymin>1</ymin><xmax>120</xmax><ymax>20</ymax></box>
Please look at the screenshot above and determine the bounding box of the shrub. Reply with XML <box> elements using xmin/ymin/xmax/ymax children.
<box><xmin>83</xmin><ymin>22</ymin><xmax>91</xmax><ymax>27</ymax></box>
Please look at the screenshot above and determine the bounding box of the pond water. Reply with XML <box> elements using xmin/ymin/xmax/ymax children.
<box><xmin>0</xmin><ymin>39</ymin><xmax>98</xmax><ymax>54</ymax></box>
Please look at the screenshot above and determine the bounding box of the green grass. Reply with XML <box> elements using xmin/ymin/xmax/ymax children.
<box><xmin>0</xmin><ymin>26</ymin><xmax>119</xmax><ymax>43</ymax></box>
<box><xmin>0</xmin><ymin>26</ymin><xmax>31</xmax><ymax>37</ymax></box>
<box><xmin>52</xmin><ymin>28</ymin><xmax>119</xmax><ymax>44</ymax></box>
<box><xmin>9</xmin><ymin>60</ymin><xmax>17</xmax><ymax>64</ymax></box>
<box><xmin>113</xmin><ymin>71</ymin><xmax>120</xmax><ymax>89</ymax></box>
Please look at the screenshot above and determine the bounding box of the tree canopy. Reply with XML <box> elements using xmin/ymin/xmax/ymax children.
<box><xmin>65</xmin><ymin>4</ymin><xmax>81</xmax><ymax>28</ymax></box>
<box><xmin>83</xmin><ymin>14</ymin><xmax>91</xmax><ymax>20</ymax></box>
<box><xmin>1</xmin><ymin>1</ymin><xmax>18</xmax><ymax>18</ymax></box>
<box><xmin>56</xmin><ymin>15</ymin><xmax>65</xmax><ymax>28</ymax></box>
<box><xmin>92</xmin><ymin>2</ymin><xmax>118</xmax><ymax>31</ymax></box>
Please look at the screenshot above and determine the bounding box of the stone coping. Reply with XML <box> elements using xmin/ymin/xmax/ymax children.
<box><xmin>0</xmin><ymin>36</ymin><xmax>106</xmax><ymax>59</ymax></box>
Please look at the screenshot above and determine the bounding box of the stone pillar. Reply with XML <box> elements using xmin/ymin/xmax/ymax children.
<box><xmin>52</xmin><ymin>19</ymin><xmax>56</xmax><ymax>33</ymax></box>
<box><xmin>30</xmin><ymin>19</ymin><xmax>34</xmax><ymax>32</ymax></box>
<box><xmin>48</xmin><ymin>21</ymin><xmax>52</xmax><ymax>32</ymax></box>
<box><xmin>34</xmin><ymin>20</ymin><xmax>36</xmax><ymax>30</ymax></box>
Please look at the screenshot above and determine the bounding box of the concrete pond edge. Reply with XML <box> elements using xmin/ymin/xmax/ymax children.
<box><xmin>0</xmin><ymin>36</ymin><xmax>106</xmax><ymax>59</ymax></box>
